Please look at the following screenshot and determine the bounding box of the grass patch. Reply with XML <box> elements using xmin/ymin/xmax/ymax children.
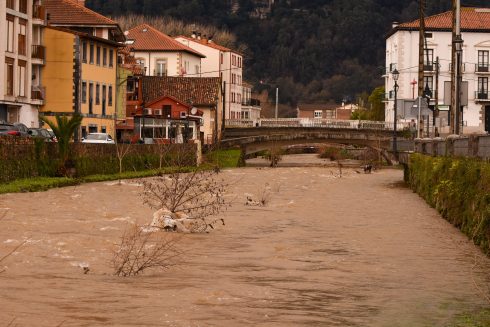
<box><xmin>449</xmin><ymin>309</ymin><xmax>490</xmax><ymax>327</ymax></box>
<box><xmin>0</xmin><ymin>177</ymin><xmax>80</xmax><ymax>194</ymax></box>
<box><xmin>204</xmin><ymin>149</ymin><xmax>242</xmax><ymax>168</ymax></box>
<box><xmin>0</xmin><ymin>167</ymin><xmax>198</xmax><ymax>194</ymax></box>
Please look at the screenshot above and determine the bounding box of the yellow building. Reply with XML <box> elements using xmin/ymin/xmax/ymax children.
<box><xmin>41</xmin><ymin>0</ymin><xmax>125</xmax><ymax>138</ymax></box>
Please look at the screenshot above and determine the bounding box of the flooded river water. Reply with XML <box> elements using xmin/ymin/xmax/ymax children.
<box><xmin>0</xmin><ymin>159</ymin><xmax>489</xmax><ymax>326</ymax></box>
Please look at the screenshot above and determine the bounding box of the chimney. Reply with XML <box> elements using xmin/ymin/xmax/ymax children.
<box><xmin>191</xmin><ymin>31</ymin><xmax>197</xmax><ymax>39</ymax></box>
<box><xmin>197</xmin><ymin>33</ymin><xmax>201</xmax><ymax>40</ymax></box>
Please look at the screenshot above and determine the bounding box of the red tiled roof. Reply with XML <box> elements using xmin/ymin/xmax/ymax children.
<box><xmin>399</xmin><ymin>8</ymin><xmax>490</xmax><ymax>31</ymax></box>
<box><xmin>176</xmin><ymin>35</ymin><xmax>235</xmax><ymax>53</ymax></box>
<box><xmin>126</xmin><ymin>24</ymin><xmax>205</xmax><ymax>58</ymax></box>
<box><xmin>44</xmin><ymin>0</ymin><xmax>118</xmax><ymax>26</ymax></box>
<box><xmin>142</xmin><ymin>76</ymin><xmax>221</xmax><ymax>107</ymax></box>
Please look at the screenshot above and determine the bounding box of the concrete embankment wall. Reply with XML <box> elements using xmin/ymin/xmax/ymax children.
<box><xmin>413</xmin><ymin>134</ymin><xmax>490</xmax><ymax>159</ymax></box>
<box><xmin>407</xmin><ymin>154</ymin><xmax>490</xmax><ymax>255</ymax></box>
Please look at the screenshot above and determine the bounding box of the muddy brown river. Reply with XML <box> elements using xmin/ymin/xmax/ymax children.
<box><xmin>0</xmin><ymin>162</ymin><xmax>489</xmax><ymax>326</ymax></box>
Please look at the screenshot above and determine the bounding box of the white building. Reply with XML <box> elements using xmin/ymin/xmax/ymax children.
<box><xmin>126</xmin><ymin>24</ymin><xmax>205</xmax><ymax>78</ymax></box>
<box><xmin>175</xmin><ymin>34</ymin><xmax>244</xmax><ymax>120</ymax></box>
<box><xmin>241</xmin><ymin>82</ymin><xmax>261</xmax><ymax>124</ymax></box>
<box><xmin>0</xmin><ymin>0</ymin><xmax>45</xmax><ymax>127</ymax></box>
<box><xmin>385</xmin><ymin>8</ymin><xmax>490</xmax><ymax>134</ymax></box>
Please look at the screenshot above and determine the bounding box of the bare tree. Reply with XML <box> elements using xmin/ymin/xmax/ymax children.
<box><xmin>112</xmin><ymin>224</ymin><xmax>180</xmax><ymax>277</ymax></box>
<box><xmin>141</xmin><ymin>169</ymin><xmax>229</xmax><ymax>220</ymax></box>
<box><xmin>115</xmin><ymin>141</ymin><xmax>133</xmax><ymax>175</ymax></box>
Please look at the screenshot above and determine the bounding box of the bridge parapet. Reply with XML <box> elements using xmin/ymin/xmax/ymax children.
<box><xmin>225</xmin><ymin>118</ymin><xmax>409</xmax><ymax>131</ymax></box>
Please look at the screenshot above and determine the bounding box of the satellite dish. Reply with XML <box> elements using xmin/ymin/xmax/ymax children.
<box><xmin>191</xmin><ymin>107</ymin><xmax>198</xmax><ymax>115</ymax></box>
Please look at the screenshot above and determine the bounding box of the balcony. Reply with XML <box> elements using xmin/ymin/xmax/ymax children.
<box><xmin>31</xmin><ymin>86</ymin><xmax>45</xmax><ymax>104</ymax></box>
<box><xmin>423</xmin><ymin>63</ymin><xmax>436</xmax><ymax>72</ymax></box>
<box><xmin>31</xmin><ymin>45</ymin><xmax>45</xmax><ymax>61</ymax></box>
<box><xmin>242</xmin><ymin>98</ymin><xmax>261</xmax><ymax>107</ymax></box>
<box><xmin>475</xmin><ymin>91</ymin><xmax>490</xmax><ymax>101</ymax></box>
<box><xmin>475</xmin><ymin>64</ymin><xmax>490</xmax><ymax>73</ymax></box>
<box><xmin>32</xmin><ymin>5</ymin><xmax>46</xmax><ymax>24</ymax></box>
<box><xmin>7</xmin><ymin>0</ymin><xmax>14</xmax><ymax>10</ymax></box>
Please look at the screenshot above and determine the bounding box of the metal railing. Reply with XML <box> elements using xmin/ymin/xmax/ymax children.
<box><xmin>31</xmin><ymin>86</ymin><xmax>45</xmax><ymax>100</ymax></box>
<box><xmin>476</xmin><ymin>63</ymin><xmax>489</xmax><ymax>73</ymax></box>
<box><xmin>31</xmin><ymin>45</ymin><xmax>45</xmax><ymax>60</ymax></box>
<box><xmin>32</xmin><ymin>5</ymin><xmax>45</xmax><ymax>20</ymax></box>
<box><xmin>475</xmin><ymin>91</ymin><xmax>490</xmax><ymax>100</ymax></box>
<box><xmin>225</xmin><ymin>118</ymin><xmax>409</xmax><ymax>131</ymax></box>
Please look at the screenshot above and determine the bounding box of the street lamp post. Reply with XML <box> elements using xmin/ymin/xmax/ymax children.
<box><xmin>392</xmin><ymin>69</ymin><xmax>400</xmax><ymax>160</ymax></box>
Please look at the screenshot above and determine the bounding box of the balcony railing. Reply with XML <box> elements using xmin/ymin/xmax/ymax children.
<box><xmin>423</xmin><ymin>63</ymin><xmax>435</xmax><ymax>72</ymax></box>
<box><xmin>475</xmin><ymin>91</ymin><xmax>490</xmax><ymax>100</ymax></box>
<box><xmin>242</xmin><ymin>98</ymin><xmax>261</xmax><ymax>106</ymax></box>
<box><xmin>32</xmin><ymin>5</ymin><xmax>45</xmax><ymax>20</ymax></box>
<box><xmin>31</xmin><ymin>45</ymin><xmax>45</xmax><ymax>60</ymax></box>
<box><xmin>31</xmin><ymin>86</ymin><xmax>45</xmax><ymax>100</ymax></box>
<box><xmin>476</xmin><ymin>64</ymin><xmax>489</xmax><ymax>73</ymax></box>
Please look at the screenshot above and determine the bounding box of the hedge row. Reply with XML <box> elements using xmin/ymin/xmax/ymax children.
<box><xmin>407</xmin><ymin>154</ymin><xmax>490</xmax><ymax>254</ymax></box>
<box><xmin>0</xmin><ymin>139</ymin><xmax>196</xmax><ymax>183</ymax></box>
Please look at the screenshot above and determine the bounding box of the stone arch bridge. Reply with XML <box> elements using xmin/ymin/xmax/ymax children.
<box><xmin>221</xmin><ymin>127</ymin><xmax>404</xmax><ymax>156</ymax></box>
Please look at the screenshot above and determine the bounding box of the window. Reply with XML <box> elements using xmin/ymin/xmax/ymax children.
<box><xmin>5</xmin><ymin>58</ymin><xmax>14</xmax><ymax>96</ymax></box>
<box><xmin>478</xmin><ymin>77</ymin><xmax>488</xmax><ymax>99</ymax></box>
<box><xmin>102</xmin><ymin>47</ymin><xmax>107</xmax><ymax>66</ymax></box>
<box><xmin>81</xmin><ymin>81</ymin><xmax>87</xmax><ymax>103</ymax></box>
<box><xmin>238</xmin><ymin>57</ymin><xmax>242</xmax><ymax>68</ymax></box>
<box><xmin>423</xmin><ymin>49</ymin><xmax>434</xmax><ymax>71</ymax></box>
<box><xmin>220</xmin><ymin>53</ymin><xmax>224</xmax><ymax>65</ymax></box>
<box><xmin>101</xmin><ymin>126</ymin><xmax>106</xmax><ymax>133</ymax></box>
<box><xmin>423</xmin><ymin>76</ymin><xmax>433</xmax><ymax>97</ymax></box>
<box><xmin>314</xmin><ymin>110</ymin><xmax>322</xmax><ymax>118</ymax></box>
<box><xmin>109</xmin><ymin>49</ymin><xmax>114</xmax><ymax>67</ymax></box>
<box><xmin>96</xmin><ymin>46</ymin><xmax>100</xmax><ymax>65</ymax></box>
<box><xmin>7</xmin><ymin>15</ymin><xmax>14</xmax><ymax>53</ymax></box>
<box><xmin>89</xmin><ymin>43</ymin><xmax>94</xmax><ymax>64</ymax></box>
<box><xmin>163</xmin><ymin>105</ymin><xmax>171</xmax><ymax>118</ymax></box>
<box><xmin>389</xmin><ymin>63</ymin><xmax>397</xmax><ymax>72</ymax></box>
<box><xmin>156</xmin><ymin>59</ymin><xmax>167</xmax><ymax>76</ymax></box>
<box><xmin>102</xmin><ymin>84</ymin><xmax>106</xmax><ymax>115</ymax></box>
<box><xmin>195</xmin><ymin>65</ymin><xmax>199</xmax><ymax>75</ymax></box>
<box><xmin>424</xmin><ymin>32</ymin><xmax>433</xmax><ymax>39</ymax></box>
<box><xmin>18</xmin><ymin>19</ymin><xmax>27</xmax><ymax>56</ymax></box>
<box><xmin>95</xmin><ymin>83</ymin><xmax>100</xmax><ymax>105</ymax></box>
<box><xmin>6</xmin><ymin>0</ymin><xmax>15</xmax><ymax>10</ymax></box>
<box><xmin>19</xmin><ymin>0</ymin><xmax>27</xmax><ymax>13</ymax></box>
<box><xmin>478</xmin><ymin>50</ymin><xmax>489</xmax><ymax>72</ymax></box>
<box><xmin>108</xmin><ymin>85</ymin><xmax>113</xmax><ymax>106</ymax></box>
<box><xmin>17</xmin><ymin>60</ymin><xmax>26</xmax><ymax>97</ymax></box>
<box><xmin>82</xmin><ymin>41</ymin><xmax>87</xmax><ymax>63</ymax></box>
<box><xmin>88</xmin><ymin>83</ymin><xmax>94</xmax><ymax>114</ymax></box>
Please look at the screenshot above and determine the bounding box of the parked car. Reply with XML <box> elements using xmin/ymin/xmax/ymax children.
<box><xmin>81</xmin><ymin>133</ymin><xmax>115</xmax><ymax>144</ymax></box>
<box><xmin>0</xmin><ymin>122</ymin><xmax>30</xmax><ymax>136</ymax></box>
<box><xmin>28</xmin><ymin>128</ymin><xmax>57</xmax><ymax>142</ymax></box>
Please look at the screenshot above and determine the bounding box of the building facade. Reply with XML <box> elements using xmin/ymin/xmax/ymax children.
<box><xmin>241</xmin><ymin>82</ymin><xmax>261</xmax><ymax>123</ymax></box>
<box><xmin>0</xmin><ymin>0</ymin><xmax>45</xmax><ymax>127</ymax></box>
<box><xmin>175</xmin><ymin>34</ymin><xmax>243</xmax><ymax>120</ymax></box>
<box><xmin>385</xmin><ymin>8</ymin><xmax>490</xmax><ymax>134</ymax></box>
<box><xmin>125</xmin><ymin>24</ymin><xmax>204</xmax><ymax>78</ymax></box>
<box><xmin>41</xmin><ymin>0</ymin><xmax>124</xmax><ymax>138</ymax></box>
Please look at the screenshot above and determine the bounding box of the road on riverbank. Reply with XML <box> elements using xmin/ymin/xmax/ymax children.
<box><xmin>0</xmin><ymin>164</ymin><xmax>489</xmax><ymax>326</ymax></box>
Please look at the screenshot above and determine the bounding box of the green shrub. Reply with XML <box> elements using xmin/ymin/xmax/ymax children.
<box><xmin>408</xmin><ymin>154</ymin><xmax>490</xmax><ymax>254</ymax></box>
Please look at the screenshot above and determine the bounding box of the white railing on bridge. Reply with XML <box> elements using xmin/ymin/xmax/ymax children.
<box><xmin>225</xmin><ymin>118</ymin><xmax>408</xmax><ymax>131</ymax></box>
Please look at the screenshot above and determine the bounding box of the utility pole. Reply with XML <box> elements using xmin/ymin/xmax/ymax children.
<box><xmin>418</xmin><ymin>0</ymin><xmax>426</xmax><ymax>138</ymax></box>
<box><xmin>434</xmin><ymin>56</ymin><xmax>440</xmax><ymax>137</ymax></box>
<box><xmin>275</xmin><ymin>87</ymin><xmax>279</xmax><ymax>119</ymax></box>
<box><xmin>451</xmin><ymin>0</ymin><xmax>463</xmax><ymax>135</ymax></box>
<box><xmin>418</xmin><ymin>0</ymin><xmax>426</xmax><ymax>96</ymax></box>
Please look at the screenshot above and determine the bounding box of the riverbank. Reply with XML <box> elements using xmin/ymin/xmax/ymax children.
<box><xmin>1</xmin><ymin>166</ymin><xmax>488</xmax><ymax>326</ymax></box>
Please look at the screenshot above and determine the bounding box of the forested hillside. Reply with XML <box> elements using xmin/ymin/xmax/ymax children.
<box><xmin>86</xmin><ymin>0</ymin><xmax>490</xmax><ymax>108</ymax></box>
